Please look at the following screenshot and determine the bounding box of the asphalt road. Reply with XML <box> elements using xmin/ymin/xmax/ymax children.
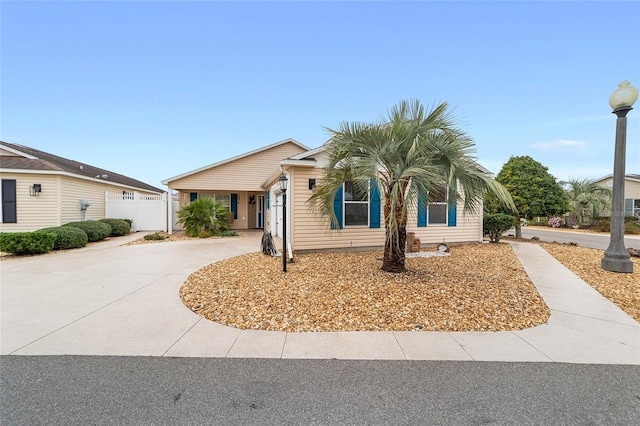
<box><xmin>2</xmin><ymin>356</ymin><xmax>639</xmax><ymax>425</ymax></box>
<box><xmin>513</xmin><ymin>227</ymin><xmax>640</xmax><ymax>250</ymax></box>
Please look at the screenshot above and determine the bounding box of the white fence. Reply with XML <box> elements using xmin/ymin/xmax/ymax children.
<box><xmin>105</xmin><ymin>192</ymin><xmax>167</xmax><ymax>232</ymax></box>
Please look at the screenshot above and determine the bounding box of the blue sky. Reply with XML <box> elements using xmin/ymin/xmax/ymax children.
<box><xmin>2</xmin><ymin>1</ymin><xmax>639</xmax><ymax>190</ymax></box>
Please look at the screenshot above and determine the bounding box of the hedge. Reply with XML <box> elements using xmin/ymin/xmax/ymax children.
<box><xmin>483</xmin><ymin>213</ymin><xmax>516</xmax><ymax>243</ymax></box>
<box><xmin>63</xmin><ymin>221</ymin><xmax>111</xmax><ymax>242</ymax></box>
<box><xmin>0</xmin><ymin>232</ymin><xmax>56</xmax><ymax>255</ymax></box>
<box><xmin>38</xmin><ymin>226</ymin><xmax>88</xmax><ymax>250</ymax></box>
<box><xmin>99</xmin><ymin>218</ymin><xmax>131</xmax><ymax>236</ymax></box>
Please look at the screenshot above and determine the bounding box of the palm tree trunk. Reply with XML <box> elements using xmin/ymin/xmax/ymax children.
<box><xmin>382</xmin><ymin>195</ymin><xmax>407</xmax><ymax>273</ymax></box>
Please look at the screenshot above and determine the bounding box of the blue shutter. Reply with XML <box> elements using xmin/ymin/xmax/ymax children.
<box><xmin>2</xmin><ymin>179</ymin><xmax>17</xmax><ymax>223</ymax></box>
<box><xmin>266</xmin><ymin>191</ymin><xmax>270</xmax><ymax>210</ymax></box>
<box><xmin>332</xmin><ymin>186</ymin><xmax>343</xmax><ymax>229</ymax></box>
<box><xmin>417</xmin><ymin>190</ymin><xmax>427</xmax><ymax>227</ymax></box>
<box><xmin>447</xmin><ymin>189</ymin><xmax>457</xmax><ymax>227</ymax></box>
<box><xmin>231</xmin><ymin>193</ymin><xmax>238</xmax><ymax>219</ymax></box>
<box><xmin>190</xmin><ymin>192</ymin><xmax>197</xmax><ymax>202</ymax></box>
<box><xmin>369</xmin><ymin>179</ymin><xmax>380</xmax><ymax>228</ymax></box>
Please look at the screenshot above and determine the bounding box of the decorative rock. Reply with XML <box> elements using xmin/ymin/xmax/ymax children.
<box><xmin>628</xmin><ymin>247</ymin><xmax>640</xmax><ymax>258</ymax></box>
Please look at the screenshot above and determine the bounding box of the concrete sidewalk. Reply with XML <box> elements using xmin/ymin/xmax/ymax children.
<box><xmin>1</xmin><ymin>232</ymin><xmax>638</xmax><ymax>364</ymax></box>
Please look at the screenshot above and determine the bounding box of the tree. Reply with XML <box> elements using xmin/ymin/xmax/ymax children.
<box><xmin>561</xmin><ymin>178</ymin><xmax>611</xmax><ymax>227</ymax></box>
<box><xmin>177</xmin><ymin>197</ymin><xmax>230</xmax><ymax>237</ymax></box>
<box><xmin>485</xmin><ymin>156</ymin><xmax>568</xmax><ymax>237</ymax></box>
<box><xmin>309</xmin><ymin>99</ymin><xmax>514</xmax><ymax>273</ymax></box>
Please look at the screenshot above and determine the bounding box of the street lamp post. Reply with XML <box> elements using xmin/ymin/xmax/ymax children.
<box><xmin>601</xmin><ymin>80</ymin><xmax>638</xmax><ymax>273</ymax></box>
<box><xmin>278</xmin><ymin>173</ymin><xmax>288</xmax><ymax>272</ymax></box>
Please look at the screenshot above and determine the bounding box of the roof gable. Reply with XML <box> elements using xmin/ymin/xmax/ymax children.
<box><xmin>162</xmin><ymin>138</ymin><xmax>309</xmax><ymax>185</ymax></box>
<box><xmin>0</xmin><ymin>141</ymin><xmax>164</xmax><ymax>193</ymax></box>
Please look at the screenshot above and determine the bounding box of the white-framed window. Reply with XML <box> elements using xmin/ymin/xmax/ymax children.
<box><xmin>428</xmin><ymin>184</ymin><xmax>448</xmax><ymax>225</ymax></box>
<box><xmin>344</xmin><ymin>181</ymin><xmax>369</xmax><ymax>227</ymax></box>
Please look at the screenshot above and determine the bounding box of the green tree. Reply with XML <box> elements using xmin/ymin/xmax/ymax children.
<box><xmin>309</xmin><ymin>99</ymin><xmax>514</xmax><ymax>273</ymax></box>
<box><xmin>486</xmin><ymin>156</ymin><xmax>568</xmax><ymax>237</ymax></box>
<box><xmin>177</xmin><ymin>197</ymin><xmax>230</xmax><ymax>237</ymax></box>
<box><xmin>561</xmin><ymin>178</ymin><xmax>611</xmax><ymax>227</ymax></box>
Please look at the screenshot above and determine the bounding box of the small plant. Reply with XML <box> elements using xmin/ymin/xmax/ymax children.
<box><xmin>0</xmin><ymin>231</ymin><xmax>56</xmax><ymax>255</ymax></box>
<box><xmin>483</xmin><ymin>213</ymin><xmax>516</xmax><ymax>243</ymax></box>
<box><xmin>99</xmin><ymin>218</ymin><xmax>131</xmax><ymax>236</ymax></box>
<box><xmin>38</xmin><ymin>226</ymin><xmax>88</xmax><ymax>250</ymax></box>
<box><xmin>547</xmin><ymin>217</ymin><xmax>566</xmax><ymax>228</ymax></box>
<box><xmin>177</xmin><ymin>197</ymin><xmax>230</xmax><ymax>238</ymax></box>
<box><xmin>144</xmin><ymin>232</ymin><xmax>166</xmax><ymax>241</ymax></box>
<box><xmin>63</xmin><ymin>221</ymin><xmax>111</xmax><ymax>242</ymax></box>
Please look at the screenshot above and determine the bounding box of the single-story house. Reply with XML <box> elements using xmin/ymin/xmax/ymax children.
<box><xmin>594</xmin><ymin>174</ymin><xmax>640</xmax><ymax>217</ymax></box>
<box><xmin>0</xmin><ymin>141</ymin><xmax>166</xmax><ymax>232</ymax></box>
<box><xmin>163</xmin><ymin>138</ymin><xmax>488</xmax><ymax>253</ymax></box>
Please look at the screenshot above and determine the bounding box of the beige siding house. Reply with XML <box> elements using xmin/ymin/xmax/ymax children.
<box><xmin>1</xmin><ymin>141</ymin><xmax>165</xmax><ymax>232</ymax></box>
<box><xmin>163</xmin><ymin>138</ymin><xmax>310</xmax><ymax>232</ymax></box>
<box><xmin>595</xmin><ymin>174</ymin><xmax>640</xmax><ymax>217</ymax></box>
<box><xmin>166</xmin><ymin>139</ymin><xmax>487</xmax><ymax>253</ymax></box>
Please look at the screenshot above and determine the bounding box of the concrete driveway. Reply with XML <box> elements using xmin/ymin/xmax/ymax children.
<box><xmin>1</xmin><ymin>231</ymin><xmax>638</xmax><ymax>364</ymax></box>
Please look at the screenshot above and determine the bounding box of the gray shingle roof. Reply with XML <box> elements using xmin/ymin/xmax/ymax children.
<box><xmin>1</xmin><ymin>141</ymin><xmax>164</xmax><ymax>193</ymax></box>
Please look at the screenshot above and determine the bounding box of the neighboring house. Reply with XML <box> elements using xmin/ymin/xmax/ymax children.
<box><xmin>164</xmin><ymin>138</ymin><xmax>488</xmax><ymax>253</ymax></box>
<box><xmin>0</xmin><ymin>141</ymin><xmax>166</xmax><ymax>232</ymax></box>
<box><xmin>594</xmin><ymin>174</ymin><xmax>640</xmax><ymax>217</ymax></box>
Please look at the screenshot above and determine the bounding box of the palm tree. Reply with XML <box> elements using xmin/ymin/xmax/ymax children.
<box><xmin>177</xmin><ymin>197</ymin><xmax>230</xmax><ymax>237</ymax></box>
<box><xmin>309</xmin><ymin>99</ymin><xmax>514</xmax><ymax>273</ymax></box>
<box><xmin>561</xmin><ymin>178</ymin><xmax>612</xmax><ymax>226</ymax></box>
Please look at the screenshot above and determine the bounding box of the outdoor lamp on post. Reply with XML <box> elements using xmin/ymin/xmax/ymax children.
<box><xmin>601</xmin><ymin>80</ymin><xmax>638</xmax><ymax>273</ymax></box>
<box><xmin>278</xmin><ymin>173</ymin><xmax>288</xmax><ymax>272</ymax></box>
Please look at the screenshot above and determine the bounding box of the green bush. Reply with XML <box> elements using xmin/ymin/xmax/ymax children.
<box><xmin>592</xmin><ymin>216</ymin><xmax>640</xmax><ymax>234</ymax></box>
<box><xmin>144</xmin><ymin>232</ymin><xmax>165</xmax><ymax>241</ymax></box>
<box><xmin>177</xmin><ymin>197</ymin><xmax>230</xmax><ymax>238</ymax></box>
<box><xmin>0</xmin><ymin>232</ymin><xmax>56</xmax><ymax>255</ymax></box>
<box><xmin>99</xmin><ymin>218</ymin><xmax>131</xmax><ymax>236</ymax></box>
<box><xmin>483</xmin><ymin>213</ymin><xmax>516</xmax><ymax>243</ymax></box>
<box><xmin>38</xmin><ymin>226</ymin><xmax>88</xmax><ymax>250</ymax></box>
<box><xmin>63</xmin><ymin>221</ymin><xmax>111</xmax><ymax>242</ymax></box>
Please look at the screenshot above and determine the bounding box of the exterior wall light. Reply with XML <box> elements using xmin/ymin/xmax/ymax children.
<box><xmin>30</xmin><ymin>184</ymin><xmax>42</xmax><ymax>197</ymax></box>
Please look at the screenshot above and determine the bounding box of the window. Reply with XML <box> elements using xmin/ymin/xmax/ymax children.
<box><xmin>344</xmin><ymin>181</ymin><xmax>369</xmax><ymax>226</ymax></box>
<box><xmin>428</xmin><ymin>184</ymin><xmax>447</xmax><ymax>225</ymax></box>
<box><xmin>417</xmin><ymin>183</ymin><xmax>457</xmax><ymax>227</ymax></box>
<box><xmin>2</xmin><ymin>179</ymin><xmax>17</xmax><ymax>223</ymax></box>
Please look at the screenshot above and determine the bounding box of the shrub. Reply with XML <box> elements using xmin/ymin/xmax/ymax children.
<box><xmin>592</xmin><ymin>216</ymin><xmax>640</xmax><ymax>234</ymax></box>
<box><xmin>483</xmin><ymin>213</ymin><xmax>516</xmax><ymax>243</ymax></box>
<box><xmin>63</xmin><ymin>221</ymin><xmax>111</xmax><ymax>242</ymax></box>
<box><xmin>99</xmin><ymin>218</ymin><xmax>131</xmax><ymax>236</ymax></box>
<box><xmin>0</xmin><ymin>232</ymin><xmax>56</xmax><ymax>255</ymax></box>
<box><xmin>121</xmin><ymin>218</ymin><xmax>133</xmax><ymax>227</ymax></box>
<box><xmin>548</xmin><ymin>217</ymin><xmax>566</xmax><ymax>228</ymax></box>
<box><xmin>39</xmin><ymin>226</ymin><xmax>88</xmax><ymax>250</ymax></box>
<box><xmin>144</xmin><ymin>232</ymin><xmax>165</xmax><ymax>241</ymax></box>
<box><xmin>177</xmin><ymin>197</ymin><xmax>230</xmax><ymax>238</ymax></box>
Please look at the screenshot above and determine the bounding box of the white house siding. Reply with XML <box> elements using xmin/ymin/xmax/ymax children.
<box><xmin>290</xmin><ymin>167</ymin><xmax>483</xmax><ymax>252</ymax></box>
<box><xmin>0</xmin><ymin>173</ymin><xmax>60</xmax><ymax>232</ymax></box>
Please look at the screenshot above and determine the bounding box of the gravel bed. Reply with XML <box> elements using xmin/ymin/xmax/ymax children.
<box><xmin>180</xmin><ymin>243</ymin><xmax>551</xmax><ymax>332</ymax></box>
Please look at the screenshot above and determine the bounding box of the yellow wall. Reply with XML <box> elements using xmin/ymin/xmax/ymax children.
<box><xmin>0</xmin><ymin>172</ymin><xmax>162</xmax><ymax>232</ymax></box>
<box><xmin>168</xmin><ymin>141</ymin><xmax>307</xmax><ymax>192</ymax></box>
<box><xmin>0</xmin><ymin>173</ymin><xmax>60</xmax><ymax>232</ymax></box>
<box><xmin>290</xmin><ymin>167</ymin><xmax>483</xmax><ymax>252</ymax></box>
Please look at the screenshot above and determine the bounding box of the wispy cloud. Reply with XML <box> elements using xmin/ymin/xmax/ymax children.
<box><xmin>530</xmin><ymin>139</ymin><xmax>588</xmax><ymax>152</ymax></box>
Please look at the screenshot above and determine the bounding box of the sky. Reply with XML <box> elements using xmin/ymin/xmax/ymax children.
<box><xmin>2</xmin><ymin>0</ymin><xmax>639</xmax><ymax>190</ymax></box>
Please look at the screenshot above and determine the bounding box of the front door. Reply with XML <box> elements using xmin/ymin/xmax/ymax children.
<box><xmin>257</xmin><ymin>195</ymin><xmax>264</xmax><ymax>228</ymax></box>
